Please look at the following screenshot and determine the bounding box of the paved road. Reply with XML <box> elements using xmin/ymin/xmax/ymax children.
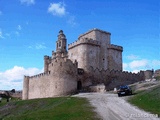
<box><xmin>74</xmin><ymin>93</ymin><xmax>159</xmax><ymax>120</ymax></box>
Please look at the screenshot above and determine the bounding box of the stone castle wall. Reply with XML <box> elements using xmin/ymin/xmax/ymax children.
<box><xmin>78</xmin><ymin>28</ymin><xmax>111</xmax><ymax>45</ymax></box>
<box><xmin>143</xmin><ymin>70</ymin><xmax>154</xmax><ymax>80</ymax></box>
<box><xmin>23</xmin><ymin>29</ymin><xmax>143</xmax><ymax>100</ymax></box>
<box><xmin>86</xmin><ymin>67</ymin><xmax>144</xmax><ymax>90</ymax></box>
<box><xmin>108</xmin><ymin>44</ymin><xmax>123</xmax><ymax>71</ymax></box>
<box><xmin>68</xmin><ymin>38</ymin><xmax>100</xmax><ymax>70</ymax></box>
<box><xmin>68</xmin><ymin>38</ymin><xmax>101</xmax><ymax>49</ymax></box>
<box><xmin>23</xmin><ymin>58</ymin><xmax>78</xmax><ymax>100</ymax></box>
<box><xmin>154</xmin><ymin>69</ymin><xmax>160</xmax><ymax>78</ymax></box>
<box><xmin>80</xmin><ymin>29</ymin><xmax>111</xmax><ymax>70</ymax></box>
<box><xmin>68</xmin><ymin>28</ymin><xmax>123</xmax><ymax>71</ymax></box>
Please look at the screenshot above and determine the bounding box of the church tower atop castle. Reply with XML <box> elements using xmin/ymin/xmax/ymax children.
<box><xmin>56</xmin><ymin>30</ymin><xmax>67</xmax><ymax>54</ymax></box>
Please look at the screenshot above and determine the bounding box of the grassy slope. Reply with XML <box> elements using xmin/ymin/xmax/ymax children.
<box><xmin>128</xmin><ymin>85</ymin><xmax>160</xmax><ymax>116</ymax></box>
<box><xmin>0</xmin><ymin>97</ymin><xmax>100</xmax><ymax>120</ymax></box>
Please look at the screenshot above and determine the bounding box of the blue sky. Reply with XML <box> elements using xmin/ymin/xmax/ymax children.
<box><xmin>0</xmin><ymin>0</ymin><xmax>159</xmax><ymax>90</ymax></box>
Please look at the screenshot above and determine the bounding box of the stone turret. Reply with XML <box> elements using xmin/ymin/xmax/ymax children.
<box><xmin>44</xmin><ymin>55</ymin><xmax>49</xmax><ymax>73</ymax></box>
<box><xmin>143</xmin><ymin>70</ymin><xmax>154</xmax><ymax>80</ymax></box>
<box><xmin>22</xmin><ymin>76</ymin><xmax>29</xmax><ymax>100</ymax></box>
<box><xmin>56</xmin><ymin>30</ymin><xmax>67</xmax><ymax>55</ymax></box>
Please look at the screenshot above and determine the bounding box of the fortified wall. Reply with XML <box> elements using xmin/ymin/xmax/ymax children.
<box><xmin>76</xmin><ymin>66</ymin><xmax>144</xmax><ymax>91</ymax></box>
<box><xmin>154</xmin><ymin>69</ymin><xmax>160</xmax><ymax>79</ymax></box>
<box><xmin>23</xmin><ymin>29</ymin><xmax>145</xmax><ymax>100</ymax></box>
<box><xmin>23</xmin><ymin>57</ymin><xmax>78</xmax><ymax>100</ymax></box>
<box><xmin>90</xmin><ymin>67</ymin><xmax>144</xmax><ymax>90</ymax></box>
<box><xmin>23</xmin><ymin>30</ymin><xmax>78</xmax><ymax>100</ymax></box>
<box><xmin>143</xmin><ymin>70</ymin><xmax>154</xmax><ymax>80</ymax></box>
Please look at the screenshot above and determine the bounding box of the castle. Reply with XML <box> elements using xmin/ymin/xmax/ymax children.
<box><xmin>22</xmin><ymin>29</ymin><xmax>144</xmax><ymax>100</ymax></box>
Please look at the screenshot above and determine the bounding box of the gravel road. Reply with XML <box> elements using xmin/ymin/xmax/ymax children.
<box><xmin>74</xmin><ymin>93</ymin><xmax>159</xmax><ymax>120</ymax></box>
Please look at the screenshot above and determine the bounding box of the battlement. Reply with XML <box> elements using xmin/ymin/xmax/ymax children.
<box><xmin>26</xmin><ymin>72</ymin><xmax>51</xmax><ymax>79</ymax></box>
<box><xmin>23</xmin><ymin>29</ymin><xmax>126</xmax><ymax>100</ymax></box>
<box><xmin>108</xmin><ymin>44</ymin><xmax>123</xmax><ymax>51</ymax></box>
<box><xmin>90</xmin><ymin>66</ymin><xmax>144</xmax><ymax>77</ymax></box>
<box><xmin>50</xmin><ymin>57</ymin><xmax>77</xmax><ymax>66</ymax></box>
<box><xmin>78</xmin><ymin>28</ymin><xmax>111</xmax><ymax>39</ymax></box>
<box><xmin>68</xmin><ymin>38</ymin><xmax>101</xmax><ymax>49</ymax></box>
<box><xmin>26</xmin><ymin>57</ymin><xmax>77</xmax><ymax>80</ymax></box>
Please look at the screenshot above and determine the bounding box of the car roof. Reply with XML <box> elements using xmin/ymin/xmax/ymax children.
<box><xmin>120</xmin><ymin>85</ymin><xmax>129</xmax><ymax>88</ymax></box>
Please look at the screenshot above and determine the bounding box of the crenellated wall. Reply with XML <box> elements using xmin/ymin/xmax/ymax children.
<box><xmin>23</xmin><ymin>29</ymin><xmax>133</xmax><ymax>99</ymax></box>
<box><xmin>108</xmin><ymin>44</ymin><xmax>123</xmax><ymax>51</ymax></box>
<box><xmin>68</xmin><ymin>38</ymin><xmax>100</xmax><ymax>49</ymax></box>
<box><xmin>143</xmin><ymin>70</ymin><xmax>154</xmax><ymax>80</ymax></box>
<box><xmin>22</xmin><ymin>57</ymin><xmax>78</xmax><ymax>100</ymax></box>
<box><xmin>82</xmin><ymin>67</ymin><xmax>144</xmax><ymax>90</ymax></box>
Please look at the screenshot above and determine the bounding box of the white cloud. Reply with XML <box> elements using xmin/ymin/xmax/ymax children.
<box><xmin>0</xmin><ymin>29</ymin><xmax>4</xmax><ymax>39</ymax></box>
<box><xmin>129</xmin><ymin>59</ymin><xmax>149</xmax><ymax>69</ymax></box>
<box><xmin>127</xmin><ymin>54</ymin><xmax>139</xmax><ymax>60</ymax></box>
<box><xmin>29</xmin><ymin>43</ymin><xmax>46</xmax><ymax>50</ymax></box>
<box><xmin>123</xmin><ymin>58</ymin><xmax>160</xmax><ymax>73</ymax></box>
<box><xmin>0</xmin><ymin>66</ymin><xmax>43</xmax><ymax>90</ymax></box>
<box><xmin>17</xmin><ymin>25</ymin><xmax>22</xmax><ymax>30</ymax></box>
<box><xmin>124</xmin><ymin>54</ymin><xmax>160</xmax><ymax>72</ymax></box>
<box><xmin>48</xmin><ymin>2</ymin><xmax>66</xmax><ymax>16</ymax></box>
<box><xmin>123</xmin><ymin>63</ymin><xmax>128</xmax><ymax>71</ymax></box>
<box><xmin>20</xmin><ymin>0</ymin><xmax>35</xmax><ymax>5</ymax></box>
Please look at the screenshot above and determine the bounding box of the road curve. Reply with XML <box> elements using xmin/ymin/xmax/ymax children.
<box><xmin>73</xmin><ymin>93</ymin><xmax>159</xmax><ymax>120</ymax></box>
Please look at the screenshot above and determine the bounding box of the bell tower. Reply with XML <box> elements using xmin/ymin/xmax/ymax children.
<box><xmin>56</xmin><ymin>30</ymin><xmax>67</xmax><ymax>54</ymax></box>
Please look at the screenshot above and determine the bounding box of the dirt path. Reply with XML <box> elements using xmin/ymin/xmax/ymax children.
<box><xmin>74</xmin><ymin>93</ymin><xmax>159</xmax><ymax>120</ymax></box>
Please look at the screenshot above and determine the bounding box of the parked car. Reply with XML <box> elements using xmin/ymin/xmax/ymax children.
<box><xmin>117</xmin><ymin>85</ymin><xmax>132</xmax><ymax>97</ymax></box>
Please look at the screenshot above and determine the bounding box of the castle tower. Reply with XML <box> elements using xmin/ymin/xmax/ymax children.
<box><xmin>56</xmin><ymin>30</ymin><xmax>67</xmax><ymax>54</ymax></box>
<box><xmin>22</xmin><ymin>76</ymin><xmax>29</xmax><ymax>100</ymax></box>
<box><xmin>44</xmin><ymin>55</ymin><xmax>49</xmax><ymax>73</ymax></box>
<box><xmin>68</xmin><ymin>29</ymin><xmax>111</xmax><ymax>70</ymax></box>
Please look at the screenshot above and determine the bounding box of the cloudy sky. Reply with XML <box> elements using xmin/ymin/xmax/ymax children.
<box><xmin>0</xmin><ymin>0</ymin><xmax>159</xmax><ymax>90</ymax></box>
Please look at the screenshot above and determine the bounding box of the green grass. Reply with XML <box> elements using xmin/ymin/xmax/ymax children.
<box><xmin>128</xmin><ymin>85</ymin><xmax>160</xmax><ymax>117</ymax></box>
<box><xmin>0</xmin><ymin>97</ymin><xmax>100</xmax><ymax>120</ymax></box>
<box><xmin>155</xmin><ymin>76</ymin><xmax>160</xmax><ymax>80</ymax></box>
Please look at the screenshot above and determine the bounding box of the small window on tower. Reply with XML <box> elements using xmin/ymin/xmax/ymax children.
<box><xmin>59</xmin><ymin>41</ymin><xmax>61</xmax><ymax>47</ymax></box>
<box><xmin>57</xmin><ymin>43</ymin><xmax>58</xmax><ymax>48</ymax></box>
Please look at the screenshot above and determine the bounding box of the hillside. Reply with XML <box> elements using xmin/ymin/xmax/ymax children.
<box><xmin>128</xmin><ymin>81</ymin><xmax>160</xmax><ymax>117</ymax></box>
<box><xmin>0</xmin><ymin>97</ymin><xmax>100</xmax><ymax>120</ymax></box>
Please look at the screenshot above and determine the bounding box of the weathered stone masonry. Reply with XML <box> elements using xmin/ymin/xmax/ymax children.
<box><xmin>23</xmin><ymin>29</ymin><xmax>144</xmax><ymax>100</ymax></box>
